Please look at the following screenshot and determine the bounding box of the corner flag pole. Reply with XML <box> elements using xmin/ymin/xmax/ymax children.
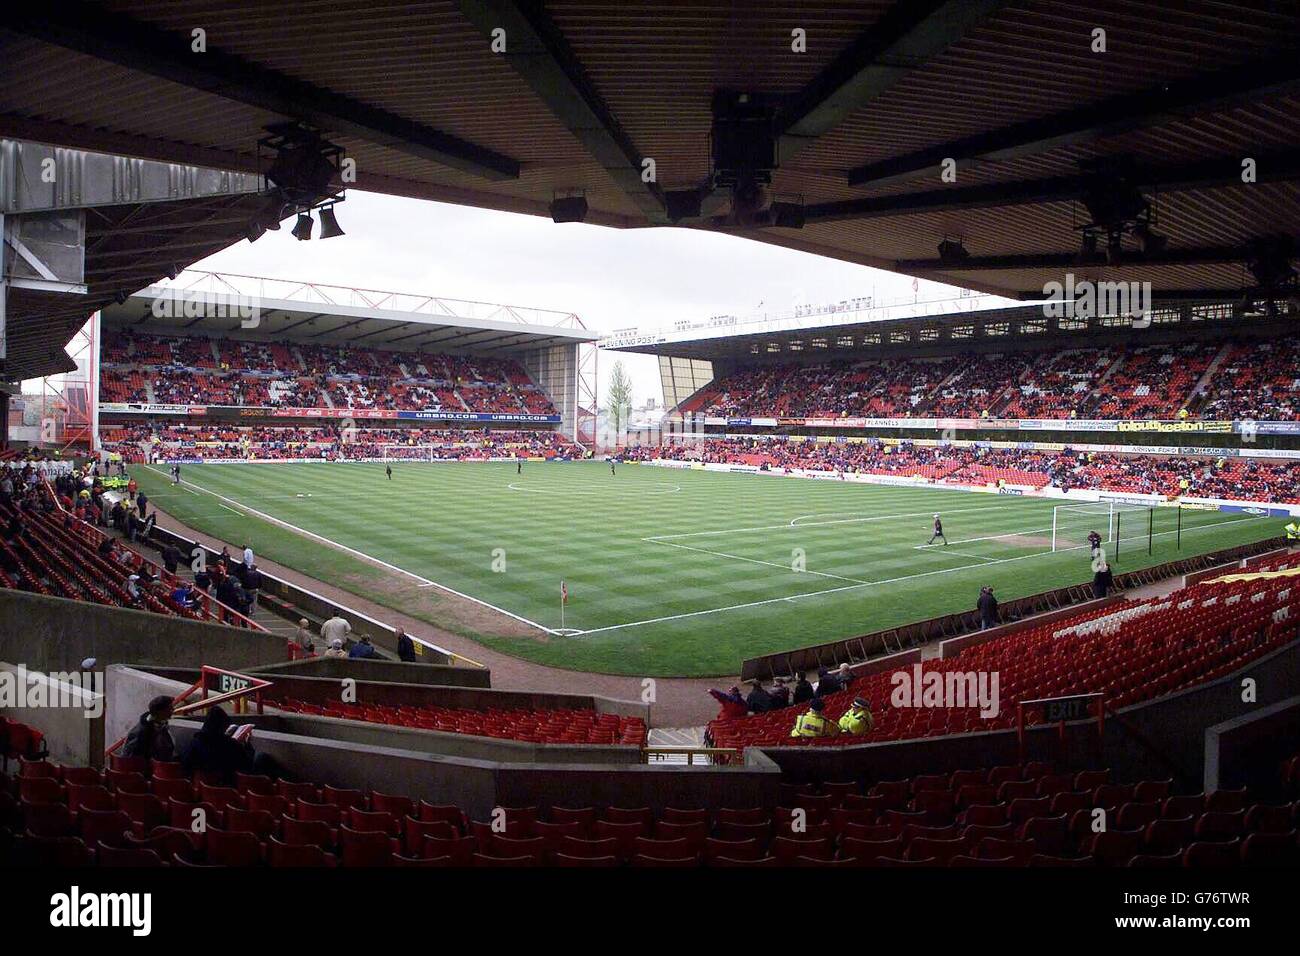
<box><xmin>560</xmin><ymin>580</ymin><xmax>567</xmax><ymax>631</ymax></box>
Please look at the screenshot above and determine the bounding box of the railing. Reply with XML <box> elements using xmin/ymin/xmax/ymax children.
<box><xmin>106</xmin><ymin>665</ymin><xmax>273</xmax><ymax>756</ymax></box>
<box><xmin>641</xmin><ymin>746</ymin><xmax>740</xmax><ymax>766</ymax></box>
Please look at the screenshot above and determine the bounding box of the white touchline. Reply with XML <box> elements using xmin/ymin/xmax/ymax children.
<box><xmin>145</xmin><ymin>467</ymin><xmax>560</xmax><ymax>636</ymax></box>
<box><xmin>915</xmin><ymin>525</ymin><xmax>1055</xmax><ymax>548</ymax></box>
<box><xmin>572</xmin><ymin>514</ymin><xmax>1266</xmax><ymax>636</ymax></box>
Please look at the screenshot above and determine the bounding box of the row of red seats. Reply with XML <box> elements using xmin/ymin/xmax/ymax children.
<box><xmin>270</xmin><ymin>696</ymin><xmax>647</xmax><ymax>746</ymax></box>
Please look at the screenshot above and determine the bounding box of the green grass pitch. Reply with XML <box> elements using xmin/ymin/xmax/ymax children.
<box><xmin>130</xmin><ymin>460</ymin><xmax>1284</xmax><ymax>677</ymax></box>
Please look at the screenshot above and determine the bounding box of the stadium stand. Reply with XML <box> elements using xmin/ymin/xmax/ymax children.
<box><xmin>684</xmin><ymin>339</ymin><xmax>1299</xmax><ymax>422</ymax></box>
<box><xmin>626</xmin><ymin>441</ymin><xmax>1300</xmax><ymax>504</ymax></box>
<box><xmin>706</xmin><ymin>561</ymin><xmax>1300</xmax><ymax>751</ymax></box>
<box><xmin>4</xmin><ymin>749</ymin><xmax>1296</xmax><ymax>867</ymax></box>
<box><xmin>99</xmin><ymin>330</ymin><xmax>558</xmax><ymax>417</ymax></box>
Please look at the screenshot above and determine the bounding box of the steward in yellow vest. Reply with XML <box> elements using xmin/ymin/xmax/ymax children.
<box><xmin>790</xmin><ymin>698</ymin><xmax>836</xmax><ymax>738</ymax></box>
<box><xmin>838</xmin><ymin>697</ymin><xmax>875</xmax><ymax>737</ymax></box>
<box><xmin>1285</xmin><ymin>522</ymin><xmax>1300</xmax><ymax>541</ymax></box>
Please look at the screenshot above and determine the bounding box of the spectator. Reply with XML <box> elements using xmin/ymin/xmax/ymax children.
<box><xmin>125</xmin><ymin>574</ymin><xmax>142</xmax><ymax>602</ymax></box>
<box><xmin>978</xmin><ymin>586</ymin><xmax>999</xmax><ymax>629</ymax></box>
<box><xmin>216</xmin><ymin>573</ymin><xmax>248</xmax><ymax>616</ymax></box>
<box><xmin>790</xmin><ymin>697</ymin><xmax>836</xmax><ymax>738</ymax></box>
<box><xmin>817</xmin><ymin>663</ymin><xmax>853</xmax><ymax>696</ymax></box>
<box><xmin>321</xmin><ymin>610</ymin><xmax>352</xmax><ymax>646</ymax></box>
<box><xmin>121</xmin><ymin>695</ymin><xmax>176</xmax><ymax>761</ymax></box>
<box><xmin>293</xmin><ymin>618</ymin><xmax>314</xmax><ymax>654</ymax></box>
<box><xmin>170</xmin><ymin>582</ymin><xmax>196</xmax><ymax>610</ymax></box>
<box><xmin>161</xmin><ymin>542</ymin><xmax>181</xmax><ymax>574</ymax></box>
<box><xmin>1093</xmin><ymin>562</ymin><xmax>1114</xmax><ymax>599</ymax></box>
<box><xmin>396</xmin><ymin>626</ymin><xmax>416</xmax><ymax>662</ymax></box>
<box><xmin>243</xmin><ymin>563</ymin><xmax>263</xmax><ymax>612</ymax></box>
<box><xmin>769</xmin><ymin>677</ymin><xmax>790</xmax><ymax>709</ymax></box>
<box><xmin>348</xmin><ymin>635</ymin><xmax>379</xmax><ymax>659</ymax></box>
<box><xmin>708</xmin><ymin>685</ymin><xmax>748</xmax><ymax>720</ymax></box>
<box><xmin>323</xmin><ymin>638</ymin><xmax>348</xmax><ymax>659</ymax></box>
<box><xmin>792</xmin><ymin>671</ymin><xmax>815</xmax><ymax>706</ymax></box>
<box><xmin>745</xmin><ymin>679</ymin><xmax>775</xmax><ymax>714</ymax></box>
<box><xmin>136</xmin><ymin>491</ymin><xmax>148</xmax><ymax>519</ymax></box>
<box><xmin>242</xmin><ymin>543</ymin><xmax>254</xmax><ymax>569</ymax></box>
<box><xmin>180</xmin><ymin>705</ymin><xmax>274</xmax><ymax>784</ymax></box>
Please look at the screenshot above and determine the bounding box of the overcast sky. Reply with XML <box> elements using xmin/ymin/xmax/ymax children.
<box><xmin>167</xmin><ymin>189</ymin><xmax>983</xmax><ymax>405</ymax></box>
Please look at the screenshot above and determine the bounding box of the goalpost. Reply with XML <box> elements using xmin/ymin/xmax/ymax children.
<box><xmin>1051</xmin><ymin>501</ymin><xmax>1155</xmax><ymax>558</ymax></box>
<box><xmin>379</xmin><ymin>445</ymin><xmax>438</xmax><ymax>462</ymax></box>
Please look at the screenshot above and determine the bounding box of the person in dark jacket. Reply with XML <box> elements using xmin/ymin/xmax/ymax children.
<box><xmin>136</xmin><ymin>491</ymin><xmax>148</xmax><ymax>519</ymax></box>
<box><xmin>792</xmin><ymin>672</ymin><xmax>815</xmax><ymax>706</ymax></box>
<box><xmin>769</xmin><ymin>677</ymin><xmax>790</xmax><ymax>709</ymax></box>
<box><xmin>745</xmin><ymin>680</ymin><xmax>774</xmax><ymax>714</ymax></box>
<box><xmin>216</xmin><ymin>574</ymin><xmax>249</xmax><ymax>616</ymax></box>
<box><xmin>1092</xmin><ymin>562</ymin><xmax>1114</xmax><ymax>599</ymax></box>
<box><xmin>978</xmin><ymin>586</ymin><xmax>999</xmax><ymax>629</ymax></box>
<box><xmin>161</xmin><ymin>543</ymin><xmax>181</xmax><ymax>575</ymax></box>
<box><xmin>396</xmin><ymin>627</ymin><xmax>416</xmax><ymax>662</ymax></box>
<box><xmin>121</xmin><ymin>696</ymin><xmax>175</xmax><ymax>762</ymax></box>
<box><xmin>180</xmin><ymin>706</ymin><xmax>255</xmax><ymax>784</ymax></box>
<box><xmin>348</xmin><ymin>635</ymin><xmax>380</xmax><ymax>659</ymax></box>
<box><xmin>817</xmin><ymin>664</ymin><xmax>853</xmax><ymax>697</ymax></box>
<box><xmin>243</xmin><ymin>564</ymin><xmax>263</xmax><ymax>612</ymax></box>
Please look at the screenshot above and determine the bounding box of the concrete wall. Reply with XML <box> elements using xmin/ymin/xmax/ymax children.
<box><xmin>0</xmin><ymin>662</ymin><xmax>104</xmax><ymax>766</ymax></box>
<box><xmin>0</xmin><ymin>588</ymin><xmax>287</xmax><ymax>674</ymax></box>
<box><xmin>231</xmin><ymin>671</ymin><xmax>649</xmax><ymax>723</ymax></box>
<box><xmin>1204</xmin><ymin>695</ymin><xmax>1300</xmax><ymax>795</ymax></box>
<box><xmin>249</xmin><ymin>657</ymin><xmax>491</xmax><ymax>689</ymax></box>
<box><xmin>158</xmin><ymin>718</ymin><xmax>781</xmax><ymax>821</ymax></box>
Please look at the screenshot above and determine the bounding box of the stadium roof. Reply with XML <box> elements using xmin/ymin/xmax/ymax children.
<box><xmin>602</xmin><ymin>294</ymin><xmax>1279</xmax><ymax>361</ymax></box>
<box><xmin>100</xmin><ymin>270</ymin><xmax>593</xmax><ymax>354</ymax></box>
<box><xmin>2</xmin><ymin>1</ymin><xmax>1297</xmax><ymax>301</ymax></box>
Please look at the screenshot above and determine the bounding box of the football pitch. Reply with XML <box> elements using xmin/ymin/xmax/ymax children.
<box><xmin>130</xmin><ymin>460</ymin><xmax>1284</xmax><ymax>677</ymax></box>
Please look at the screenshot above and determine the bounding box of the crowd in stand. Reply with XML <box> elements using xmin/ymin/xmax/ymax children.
<box><xmin>684</xmin><ymin>338</ymin><xmax>1300</xmax><ymax>422</ymax></box>
<box><xmin>625</xmin><ymin>438</ymin><xmax>1300</xmax><ymax>503</ymax></box>
<box><xmin>99</xmin><ymin>329</ymin><xmax>557</xmax><ymax>417</ymax></box>
<box><xmin>97</xmin><ymin>423</ymin><xmax>578</xmax><ymax>463</ymax></box>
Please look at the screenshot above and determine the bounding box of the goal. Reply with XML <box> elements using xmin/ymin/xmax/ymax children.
<box><xmin>1051</xmin><ymin>501</ymin><xmax>1153</xmax><ymax>554</ymax></box>
<box><xmin>379</xmin><ymin>445</ymin><xmax>441</xmax><ymax>462</ymax></box>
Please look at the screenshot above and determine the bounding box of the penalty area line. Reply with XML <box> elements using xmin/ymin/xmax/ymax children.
<box><xmin>144</xmin><ymin>466</ymin><xmax>560</xmax><ymax>636</ymax></box>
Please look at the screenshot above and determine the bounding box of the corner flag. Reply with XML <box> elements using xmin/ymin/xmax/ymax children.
<box><xmin>561</xmin><ymin>581</ymin><xmax>568</xmax><ymax>604</ymax></box>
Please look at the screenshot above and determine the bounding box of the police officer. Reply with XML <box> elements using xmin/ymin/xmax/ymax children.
<box><xmin>790</xmin><ymin>697</ymin><xmax>836</xmax><ymax>739</ymax></box>
<box><xmin>838</xmin><ymin>697</ymin><xmax>874</xmax><ymax>737</ymax></box>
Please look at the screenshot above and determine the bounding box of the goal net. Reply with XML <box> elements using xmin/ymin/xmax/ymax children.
<box><xmin>1051</xmin><ymin>501</ymin><xmax>1153</xmax><ymax>553</ymax></box>
<box><xmin>379</xmin><ymin>445</ymin><xmax>439</xmax><ymax>461</ymax></box>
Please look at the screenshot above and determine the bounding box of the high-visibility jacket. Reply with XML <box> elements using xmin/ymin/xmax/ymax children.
<box><xmin>790</xmin><ymin>711</ymin><xmax>834</xmax><ymax>738</ymax></box>
<box><xmin>1286</xmin><ymin>522</ymin><xmax>1300</xmax><ymax>540</ymax></box>
<box><xmin>838</xmin><ymin>707</ymin><xmax>874</xmax><ymax>736</ymax></box>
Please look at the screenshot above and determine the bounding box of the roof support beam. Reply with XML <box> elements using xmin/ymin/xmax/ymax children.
<box><xmin>805</xmin><ymin>150</ymin><xmax>1300</xmax><ymax>223</ymax></box>
<box><xmin>1</xmin><ymin>2</ymin><xmax>520</xmax><ymax>181</ymax></box>
<box><xmin>778</xmin><ymin>0</ymin><xmax>1007</xmax><ymax>161</ymax></box>
<box><xmin>454</xmin><ymin>0</ymin><xmax>668</xmax><ymax>223</ymax></box>
<box><xmin>898</xmin><ymin>244</ymin><xmax>1250</xmax><ymax>272</ymax></box>
<box><xmin>847</xmin><ymin>53</ymin><xmax>1300</xmax><ymax>188</ymax></box>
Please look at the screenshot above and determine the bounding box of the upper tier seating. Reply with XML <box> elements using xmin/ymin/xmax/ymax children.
<box><xmin>683</xmin><ymin>338</ymin><xmax>1296</xmax><ymax>421</ymax></box>
<box><xmin>99</xmin><ymin>329</ymin><xmax>557</xmax><ymax>417</ymax></box>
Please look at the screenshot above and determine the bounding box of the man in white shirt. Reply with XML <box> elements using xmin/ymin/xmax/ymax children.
<box><xmin>320</xmin><ymin>611</ymin><xmax>352</xmax><ymax>647</ymax></box>
<box><xmin>242</xmin><ymin>544</ymin><xmax>254</xmax><ymax>568</ymax></box>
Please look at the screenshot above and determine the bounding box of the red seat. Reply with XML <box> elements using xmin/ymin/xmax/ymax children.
<box><xmin>553</xmin><ymin>852</ymin><xmax>619</xmax><ymax>867</ymax></box>
<box><xmin>347</xmin><ymin>807</ymin><xmax>400</xmax><ymax>836</ymax></box>
<box><xmin>661</xmin><ymin>807</ymin><xmax>709</xmax><ymax>826</ymax></box>
<box><xmin>1145</xmin><ymin>816</ymin><xmax>1196</xmax><ymax>855</ymax></box>
<box><xmin>1240</xmin><ymin>830</ymin><xmax>1300</xmax><ymax>865</ymax></box>
<box><xmin>602</xmin><ymin>806</ymin><xmax>652</xmax><ymax>828</ymax></box>
<box><xmin>631</xmin><ymin>853</ymin><xmax>698</xmax><ymax>867</ymax></box>
<box><xmin>116</xmin><ymin>792</ymin><xmax>167</xmax><ymax>834</ymax></box>
<box><xmin>1182</xmin><ymin>839</ymin><xmax>1242</xmax><ymax>867</ymax></box>
<box><xmin>418</xmin><ymin>801</ymin><xmax>467</xmax><ymax>833</ymax></box>
<box><xmin>548</xmin><ymin>806</ymin><xmax>596</xmax><ymax>832</ymax></box>
<box><xmin>150</xmin><ymin>761</ymin><xmax>186</xmax><ymax>780</ymax></box>
<box><xmin>402</xmin><ymin>817</ymin><xmax>456</xmax><ymax>856</ymax></box>
<box><xmin>339</xmin><ymin>825</ymin><xmax>397</xmax><ymax>866</ymax></box>
<box><xmin>321</xmin><ymin>785</ymin><xmax>366</xmax><ymax>810</ymax></box>
<box><xmin>234</xmin><ymin>772</ymin><xmax>275</xmax><ymax>796</ymax></box>
<box><xmin>1087</xmin><ymin>829</ymin><xmax>1145</xmax><ymax>866</ymax></box>
<box><xmin>281</xmin><ymin>816</ymin><xmax>335</xmax><ymax>850</ymax></box>
<box><xmin>267</xmin><ymin>836</ymin><xmax>335</xmax><ymax>867</ymax></box>
<box><xmin>205</xmin><ymin>827</ymin><xmax>263</xmax><ymax>867</ymax></box>
<box><xmin>96</xmin><ymin>841</ymin><xmax>163</xmax><ymax>867</ymax></box>
<box><xmin>78</xmin><ymin>808</ymin><xmax>131</xmax><ymax>849</ymax></box>
<box><xmin>473</xmin><ymin>852</ymin><xmax>536</xmax><ymax>868</ymax></box>
<box><xmin>20</xmin><ymin>799</ymin><xmax>73</xmax><ymax>838</ymax></box>
<box><xmin>224</xmin><ymin>807</ymin><xmax>277</xmax><ymax>841</ymax></box>
<box><xmin>150</xmin><ymin>778</ymin><xmax>195</xmax><ymax>803</ymax></box>
<box><xmin>371</xmin><ymin>791</ymin><xmax>415</xmax><ymax>819</ymax></box>
<box><xmin>557</xmin><ymin>836</ymin><xmax>619</xmax><ymax>860</ymax></box>
<box><xmin>908</xmin><ymin>837</ymin><xmax>965</xmax><ymax>864</ymax></box>
<box><xmin>490</xmin><ymin>835</ymin><xmax>547</xmax><ymax>864</ymax></box>
<box><xmin>423</xmin><ymin>835</ymin><xmax>477</xmax><ymax>866</ymax></box>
